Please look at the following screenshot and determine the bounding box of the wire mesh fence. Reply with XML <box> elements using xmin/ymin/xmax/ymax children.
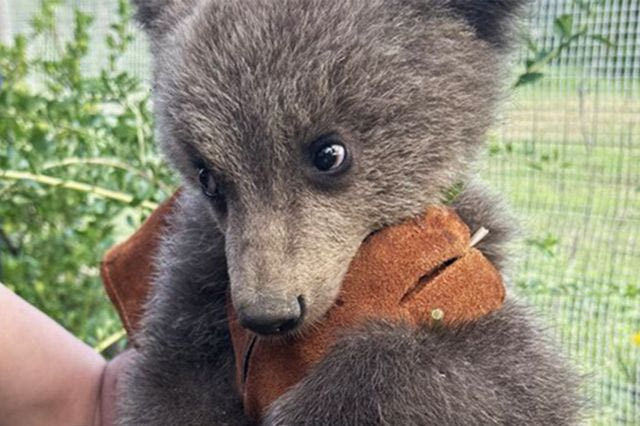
<box><xmin>487</xmin><ymin>1</ymin><xmax>639</xmax><ymax>424</ymax></box>
<box><xmin>2</xmin><ymin>0</ymin><xmax>639</xmax><ymax>424</ymax></box>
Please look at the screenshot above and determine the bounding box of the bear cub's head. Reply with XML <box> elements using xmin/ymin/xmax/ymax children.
<box><xmin>133</xmin><ymin>0</ymin><xmax>525</xmax><ymax>336</ymax></box>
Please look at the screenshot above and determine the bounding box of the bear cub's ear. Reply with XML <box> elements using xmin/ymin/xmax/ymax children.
<box><xmin>131</xmin><ymin>0</ymin><xmax>169</xmax><ymax>30</ymax></box>
<box><xmin>131</xmin><ymin>0</ymin><xmax>194</xmax><ymax>33</ymax></box>
<box><xmin>448</xmin><ymin>0</ymin><xmax>529</xmax><ymax>48</ymax></box>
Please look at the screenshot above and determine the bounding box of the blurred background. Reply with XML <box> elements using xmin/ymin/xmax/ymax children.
<box><xmin>0</xmin><ymin>0</ymin><xmax>638</xmax><ymax>424</ymax></box>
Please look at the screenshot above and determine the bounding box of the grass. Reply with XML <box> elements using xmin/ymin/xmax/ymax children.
<box><xmin>483</xmin><ymin>74</ymin><xmax>640</xmax><ymax>424</ymax></box>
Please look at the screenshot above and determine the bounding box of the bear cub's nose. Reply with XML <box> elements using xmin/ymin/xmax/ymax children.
<box><xmin>239</xmin><ymin>296</ymin><xmax>305</xmax><ymax>335</ymax></box>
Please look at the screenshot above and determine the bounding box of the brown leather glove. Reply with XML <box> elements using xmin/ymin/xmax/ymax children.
<box><xmin>228</xmin><ymin>206</ymin><xmax>505</xmax><ymax>420</ymax></box>
<box><xmin>101</xmin><ymin>193</ymin><xmax>505</xmax><ymax>421</ymax></box>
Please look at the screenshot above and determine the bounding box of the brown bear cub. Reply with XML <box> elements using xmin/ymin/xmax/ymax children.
<box><xmin>117</xmin><ymin>0</ymin><xmax>582</xmax><ymax>424</ymax></box>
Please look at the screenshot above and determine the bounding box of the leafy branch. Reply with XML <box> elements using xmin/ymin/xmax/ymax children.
<box><xmin>515</xmin><ymin>0</ymin><xmax>615</xmax><ymax>87</ymax></box>
<box><xmin>0</xmin><ymin>170</ymin><xmax>159</xmax><ymax>210</ymax></box>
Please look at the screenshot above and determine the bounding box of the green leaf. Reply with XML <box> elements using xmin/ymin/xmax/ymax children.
<box><xmin>590</xmin><ymin>34</ymin><xmax>616</xmax><ymax>49</ymax></box>
<box><xmin>526</xmin><ymin>234</ymin><xmax>560</xmax><ymax>258</ymax></box>
<box><xmin>554</xmin><ymin>14</ymin><xmax>573</xmax><ymax>39</ymax></box>
<box><xmin>441</xmin><ymin>182</ymin><xmax>465</xmax><ymax>205</ymax></box>
<box><xmin>515</xmin><ymin>72</ymin><xmax>544</xmax><ymax>88</ymax></box>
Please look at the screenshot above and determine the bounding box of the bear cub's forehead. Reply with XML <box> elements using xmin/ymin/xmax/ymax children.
<box><xmin>153</xmin><ymin>0</ymin><xmax>503</xmax><ymax>173</ymax></box>
<box><xmin>163</xmin><ymin>0</ymin><xmax>477</xmax><ymax>84</ymax></box>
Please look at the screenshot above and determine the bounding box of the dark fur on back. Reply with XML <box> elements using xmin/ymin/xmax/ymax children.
<box><xmin>118</xmin><ymin>0</ymin><xmax>582</xmax><ymax>424</ymax></box>
<box><xmin>118</xmin><ymin>191</ymin><xmax>244</xmax><ymax>425</ymax></box>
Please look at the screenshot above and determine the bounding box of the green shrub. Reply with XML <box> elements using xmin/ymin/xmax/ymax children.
<box><xmin>0</xmin><ymin>0</ymin><xmax>175</xmax><ymax>351</ymax></box>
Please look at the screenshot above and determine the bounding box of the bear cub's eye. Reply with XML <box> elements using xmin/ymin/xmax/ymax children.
<box><xmin>310</xmin><ymin>135</ymin><xmax>349</xmax><ymax>173</ymax></box>
<box><xmin>198</xmin><ymin>168</ymin><xmax>221</xmax><ymax>199</ymax></box>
